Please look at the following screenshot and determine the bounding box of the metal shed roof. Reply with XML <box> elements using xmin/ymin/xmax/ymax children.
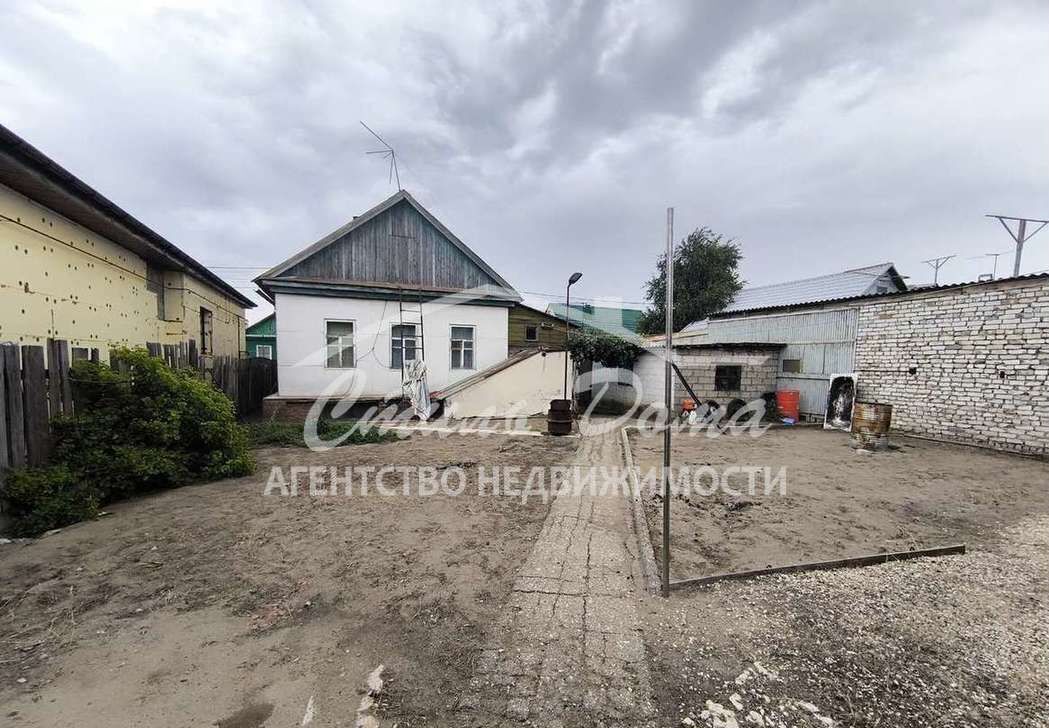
<box><xmin>706</xmin><ymin>272</ymin><xmax>1049</xmax><ymax>319</ymax></box>
<box><xmin>688</xmin><ymin>263</ymin><xmax>905</xmax><ymax>325</ymax></box>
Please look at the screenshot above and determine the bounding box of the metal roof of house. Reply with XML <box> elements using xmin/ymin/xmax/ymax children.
<box><xmin>705</xmin><ymin>272</ymin><xmax>1049</xmax><ymax>318</ymax></box>
<box><xmin>691</xmin><ymin>263</ymin><xmax>905</xmax><ymax>324</ymax></box>
<box><xmin>0</xmin><ymin>123</ymin><xmax>255</xmax><ymax>308</ymax></box>
<box><xmin>245</xmin><ymin>313</ymin><xmax>275</xmax><ymax>337</ymax></box>
<box><xmin>546</xmin><ymin>303</ymin><xmax>645</xmax><ymax>334</ymax></box>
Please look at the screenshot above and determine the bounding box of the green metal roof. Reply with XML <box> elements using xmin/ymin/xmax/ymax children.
<box><xmin>246</xmin><ymin>313</ymin><xmax>275</xmax><ymax>337</ymax></box>
<box><xmin>545</xmin><ymin>303</ymin><xmax>644</xmax><ymax>334</ymax></box>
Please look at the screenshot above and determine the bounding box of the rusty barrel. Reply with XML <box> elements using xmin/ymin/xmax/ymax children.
<box><xmin>775</xmin><ymin>390</ymin><xmax>800</xmax><ymax>420</ymax></box>
<box><xmin>547</xmin><ymin>398</ymin><xmax>573</xmax><ymax>436</ymax></box>
<box><xmin>851</xmin><ymin>401</ymin><xmax>893</xmax><ymax>449</ymax></box>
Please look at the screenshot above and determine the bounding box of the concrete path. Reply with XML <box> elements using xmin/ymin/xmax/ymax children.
<box><xmin>458</xmin><ymin>429</ymin><xmax>655</xmax><ymax>726</ymax></box>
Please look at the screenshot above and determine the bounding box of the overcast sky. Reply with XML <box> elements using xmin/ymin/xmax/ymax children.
<box><xmin>2</xmin><ymin>0</ymin><xmax>1048</xmax><ymax>321</ymax></box>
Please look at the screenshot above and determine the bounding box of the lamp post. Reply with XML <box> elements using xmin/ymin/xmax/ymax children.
<box><xmin>563</xmin><ymin>272</ymin><xmax>582</xmax><ymax>400</ymax></box>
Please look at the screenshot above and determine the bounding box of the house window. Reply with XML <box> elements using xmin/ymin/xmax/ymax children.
<box><xmin>71</xmin><ymin>347</ymin><xmax>89</xmax><ymax>361</ymax></box>
<box><xmin>199</xmin><ymin>308</ymin><xmax>213</xmax><ymax>355</ymax></box>
<box><xmin>450</xmin><ymin>326</ymin><xmax>475</xmax><ymax>369</ymax></box>
<box><xmin>391</xmin><ymin>324</ymin><xmax>418</xmax><ymax>369</ymax></box>
<box><xmin>325</xmin><ymin>321</ymin><xmax>355</xmax><ymax>368</ymax></box>
<box><xmin>782</xmin><ymin>358</ymin><xmax>802</xmax><ymax>374</ymax></box>
<box><xmin>714</xmin><ymin>365</ymin><xmax>742</xmax><ymax>392</ymax></box>
<box><xmin>255</xmin><ymin>344</ymin><xmax>272</xmax><ymax>360</ymax></box>
<box><xmin>525</xmin><ymin>324</ymin><xmax>539</xmax><ymax>342</ymax></box>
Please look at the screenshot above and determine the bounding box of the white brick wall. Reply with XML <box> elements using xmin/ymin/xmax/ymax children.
<box><xmin>633</xmin><ymin>347</ymin><xmax>780</xmax><ymax>408</ymax></box>
<box><xmin>854</xmin><ymin>278</ymin><xmax>1049</xmax><ymax>455</ymax></box>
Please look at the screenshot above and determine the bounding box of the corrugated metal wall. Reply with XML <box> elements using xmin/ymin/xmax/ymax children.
<box><xmin>704</xmin><ymin>308</ymin><xmax>858</xmax><ymax>416</ymax></box>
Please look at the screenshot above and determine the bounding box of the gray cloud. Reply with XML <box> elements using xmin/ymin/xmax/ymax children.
<box><xmin>2</xmin><ymin>0</ymin><xmax>1047</xmax><ymax>318</ymax></box>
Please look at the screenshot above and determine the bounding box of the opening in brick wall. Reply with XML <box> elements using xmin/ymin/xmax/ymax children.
<box><xmin>714</xmin><ymin>365</ymin><xmax>742</xmax><ymax>392</ymax></box>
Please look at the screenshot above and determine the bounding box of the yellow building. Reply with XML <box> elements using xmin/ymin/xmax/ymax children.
<box><xmin>0</xmin><ymin>124</ymin><xmax>254</xmax><ymax>360</ymax></box>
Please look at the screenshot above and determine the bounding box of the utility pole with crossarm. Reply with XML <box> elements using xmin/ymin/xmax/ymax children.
<box><xmin>986</xmin><ymin>214</ymin><xmax>1049</xmax><ymax>277</ymax></box>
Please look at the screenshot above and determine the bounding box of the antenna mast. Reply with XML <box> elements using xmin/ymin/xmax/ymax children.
<box><xmin>922</xmin><ymin>255</ymin><xmax>954</xmax><ymax>285</ymax></box>
<box><xmin>986</xmin><ymin>214</ymin><xmax>1049</xmax><ymax>277</ymax></box>
<box><xmin>361</xmin><ymin>121</ymin><xmax>401</xmax><ymax>190</ymax></box>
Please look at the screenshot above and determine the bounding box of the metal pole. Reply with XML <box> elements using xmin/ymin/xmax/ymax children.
<box><xmin>1013</xmin><ymin>218</ymin><xmax>1027</xmax><ymax>277</ymax></box>
<box><xmin>987</xmin><ymin>214</ymin><xmax>1048</xmax><ymax>277</ymax></box>
<box><xmin>661</xmin><ymin>207</ymin><xmax>674</xmax><ymax>598</ymax></box>
<box><xmin>563</xmin><ymin>284</ymin><xmax>571</xmax><ymax>400</ymax></box>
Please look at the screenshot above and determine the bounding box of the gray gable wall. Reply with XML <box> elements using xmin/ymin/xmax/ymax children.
<box><xmin>280</xmin><ymin>199</ymin><xmax>503</xmax><ymax>291</ymax></box>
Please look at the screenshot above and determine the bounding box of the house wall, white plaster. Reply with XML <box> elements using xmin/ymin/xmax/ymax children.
<box><xmin>275</xmin><ymin>292</ymin><xmax>508</xmax><ymax>398</ymax></box>
<box><xmin>444</xmin><ymin>351</ymin><xmax>570</xmax><ymax>418</ymax></box>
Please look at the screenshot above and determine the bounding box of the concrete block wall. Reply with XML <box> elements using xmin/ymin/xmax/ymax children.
<box><xmin>854</xmin><ymin>278</ymin><xmax>1049</xmax><ymax>455</ymax></box>
<box><xmin>633</xmin><ymin>348</ymin><xmax>779</xmax><ymax>408</ymax></box>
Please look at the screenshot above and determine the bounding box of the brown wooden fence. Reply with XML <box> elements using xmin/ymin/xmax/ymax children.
<box><xmin>209</xmin><ymin>355</ymin><xmax>278</xmax><ymax>416</ymax></box>
<box><xmin>0</xmin><ymin>340</ymin><xmax>83</xmax><ymax>471</ymax></box>
<box><xmin>0</xmin><ymin>340</ymin><xmax>277</xmax><ymax>478</ymax></box>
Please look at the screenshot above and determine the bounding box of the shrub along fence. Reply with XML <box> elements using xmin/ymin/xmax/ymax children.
<box><xmin>0</xmin><ymin>340</ymin><xmax>276</xmax><ymax>503</ymax></box>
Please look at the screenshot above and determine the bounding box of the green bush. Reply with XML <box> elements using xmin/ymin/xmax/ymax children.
<box><xmin>567</xmin><ymin>328</ymin><xmax>644</xmax><ymax>369</ymax></box>
<box><xmin>54</xmin><ymin>348</ymin><xmax>255</xmax><ymax>498</ymax></box>
<box><xmin>244</xmin><ymin>419</ymin><xmax>399</xmax><ymax>448</ymax></box>
<box><xmin>3</xmin><ymin>466</ymin><xmax>100</xmax><ymax>537</ymax></box>
<box><xmin>4</xmin><ymin>347</ymin><xmax>255</xmax><ymax>536</ymax></box>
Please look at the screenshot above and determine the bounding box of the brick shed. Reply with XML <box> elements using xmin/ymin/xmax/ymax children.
<box><xmin>675</xmin><ymin>272</ymin><xmax>1049</xmax><ymax>455</ymax></box>
<box><xmin>626</xmin><ymin>343</ymin><xmax>783</xmax><ymax>410</ymax></box>
<box><xmin>853</xmin><ymin>275</ymin><xmax>1049</xmax><ymax>455</ymax></box>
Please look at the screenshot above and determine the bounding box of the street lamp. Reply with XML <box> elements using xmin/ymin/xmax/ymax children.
<box><xmin>564</xmin><ymin>272</ymin><xmax>582</xmax><ymax>400</ymax></box>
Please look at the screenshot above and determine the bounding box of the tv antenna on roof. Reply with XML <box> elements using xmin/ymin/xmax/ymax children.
<box><xmin>986</xmin><ymin>214</ymin><xmax>1049</xmax><ymax>277</ymax></box>
<box><xmin>922</xmin><ymin>255</ymin><xmax>954</xmax><ymax>285</ymax></box>
<box><xmin>965</xmin><ymin>253</ymin><xmax>1007</xmax><ymax>283</ymax></box>
<box><xmin>361</xmin><ymin>121</ymin><xmax>401</xmax><ymax>190</ymax></box>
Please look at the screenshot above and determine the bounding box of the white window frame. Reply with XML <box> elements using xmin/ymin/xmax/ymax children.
<box><xmin>255</xmin><ymin>344</ymin><xmax>273</xmax><ymax>360</ymax></box>
<box><xmin>324</xmin><ymin>319</ymin><xmax>356</xmax><ymax>369</ymax></box>
<box><xmin>450</xmin><ymin>324</ymin><xmax>476</xmax><ymax>370</ymax></box>
<box><xmin>391</xmin><ymin>323</ymin><xmax>419</xmax><ymax>369</ymax></box>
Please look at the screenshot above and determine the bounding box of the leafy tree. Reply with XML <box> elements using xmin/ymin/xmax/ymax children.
<box><xmin>567</xmin><ymin>328</ymin><xmax>644</xmax><ymax>369</ymax></box>
<box><xmin>637</xmin><ymin>228</ymin><xmax>744</xmax><ymax>334</ymax></box>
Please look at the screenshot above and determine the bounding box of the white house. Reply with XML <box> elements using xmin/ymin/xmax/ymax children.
<box><xmin>255</xmin><ymin>190</ymin><xmax>521</xmax><ymax>416</ymax></box>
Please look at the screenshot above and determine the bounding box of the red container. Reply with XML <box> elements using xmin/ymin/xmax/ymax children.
<box><xmin>776</xmin><ymin>390</ymin><xmax>800</xmax><ymax>420</ymax></box>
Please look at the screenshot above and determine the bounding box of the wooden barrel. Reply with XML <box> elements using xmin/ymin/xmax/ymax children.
<box><xmin>852</xmin><ymin>401</ymin><xmax>892</xmax><ymax>449</ymax></box>
<box><xmin>547</xmin><ymin>398</ymin><xmax>573</xmax><ymax>435</ymax></box>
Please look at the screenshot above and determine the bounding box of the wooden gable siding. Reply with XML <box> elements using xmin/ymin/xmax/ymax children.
<box><xmin>508</xmin><ymin>304</ymin><xmax>576</xmax><ymax>353</ymax></box>
<box><xmin>283</xmin><ymin>200</ymin><xmax>499</xmax><ymax>290</ymax></box>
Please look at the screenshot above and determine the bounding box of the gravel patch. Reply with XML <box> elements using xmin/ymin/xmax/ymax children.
<box><xmin>644</xmin><ymin>516</ymin><xmax>1049</xmax><ymax>727</ymax></box>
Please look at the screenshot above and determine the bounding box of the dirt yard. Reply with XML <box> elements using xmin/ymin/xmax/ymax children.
<box><xmin>632</xmin><ymin>426</ymin><xmax>1049</xmax><ymax>727</ymax></box>
<box><xmin>0</xmin><ymin>432</ymin><xmax>578</xmax><ymax>728</ymax></box>
<box><xmin>632</xmin><ymin>425</ymin><xmax>1049</xmax><ymax>579</ymax></box>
